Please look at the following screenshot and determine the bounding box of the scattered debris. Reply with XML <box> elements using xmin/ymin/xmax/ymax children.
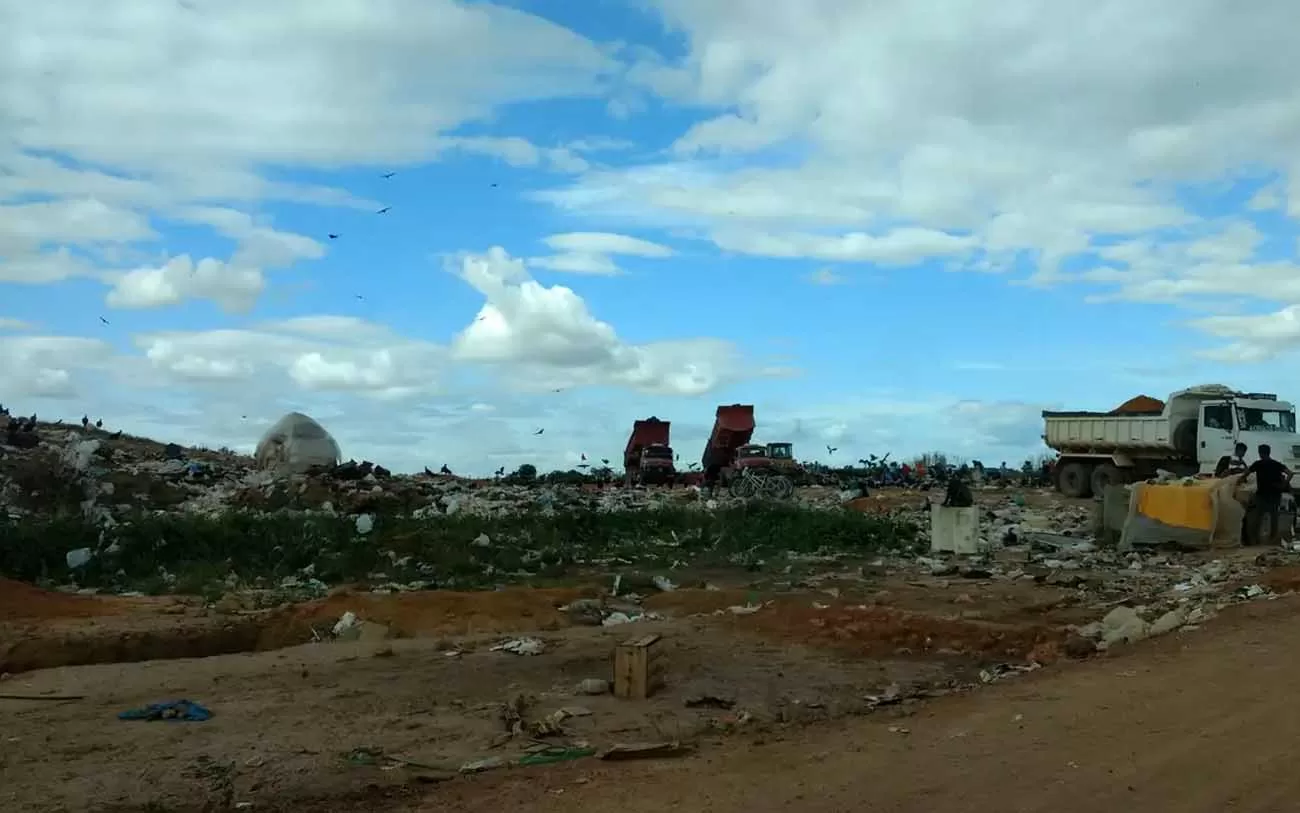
<box><xmin>118</xmin><ymin>700</ymin><xmax>212</xmax><ymax>722</ymax></box>
<box><xmin>491</xmin><ymin>637</ymin><xmax>545</xmax><ymax>656</ymax></box>
<box><xmin>598</xmin><ymin>741</ymin><xmax>693</xmax><ymax>761</ymax></box>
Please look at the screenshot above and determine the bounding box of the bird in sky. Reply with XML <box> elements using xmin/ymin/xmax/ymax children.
<box><xmin>534</xmin><ymin>428</ymin><xmax>545</xmax><ymax>436</ymax></box>
<box><xmin>328</xmin><ymin>233</ymin><xmax>339</xmax><ymax>239</ymax></box>
<box><xmin>381</xmin><ymin>172</ymin><xmax>396</xmax><ymax>179</ymax></box>
<box><xmin>376</xmin><ymin>206</ymin><xmax>391</xmax><ymax>214</ymax></box>
<box><xmin>827</xmin><ymin>445</ymin><xmax>838</xmax><ymax>455</ymax></box>
<box><xmin>99</xmin><ymin>316</ymin><xmax>109</xmax><ymax>325</ymax></box>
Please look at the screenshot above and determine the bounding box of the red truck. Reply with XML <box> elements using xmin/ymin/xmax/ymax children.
<box><xmin>624</xmin><ymin>417</ymin><xmax>676</xmax><ymax>486</ymax></box>
<box><xmin>701</xmin><ymin>404</ymin><xmax>799</xmax><ymax>484</ymax></box>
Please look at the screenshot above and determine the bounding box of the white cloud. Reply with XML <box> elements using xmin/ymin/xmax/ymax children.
<box><xmin>1188</xmin><ymin>306</ymin><xmax>1300</xmax><ymax>362</ymax></box>
<box><xmin>1</xmin><ymin>0</ymin><xmax>616</xmax><ymax>171</ymax></box>
<box><xmin>106</xmin><ymin>255</ymin><xmax>266</xmax><ymax>312</ymax></box>
<box><xmin>0</xmin><ymin>318</ymin><xmax>35</xmax><ymax>331</ymax></box>
<box><xmin>0</xmin><ymin>0</ymin><xmax>620</xmax><ymax>305</ymax></box>
<box><xmin>0</xmin><ymin>335</ymin><xmax>115</xmax><ymax>400</ymax></box>
<box><xmin>714</xmin><ymin>227</ymin><xmax>975</xmax><ymax>265</ymax></box>
<box><xmin>542</xmin><ymin>233</ymin><xmax>675</xmax><ymax>257</ymax></box>
<box><xmin>539</xmin><ymin>0</ymin><xmax>1300</xmax><ymax>332</ymax></box>
<box><xmin>451</xmin><ymin>247</ymin><xmax>743</xmax><ymax>394</ymax></box>
<box><xmin>528</xmin><ymin>232</ymin><xmax>675</xmax><ymax>276</ymax></box>
<box><xmin>437</xmin><ymin>136</ymin><xmax>590</xmax><ymax>173</ymax></box>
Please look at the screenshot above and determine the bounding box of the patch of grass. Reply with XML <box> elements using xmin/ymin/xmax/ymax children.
<box><xmin>0</xmin><ymin>503</ymin><xmax>920</xmax><ymax>594</ymax></box>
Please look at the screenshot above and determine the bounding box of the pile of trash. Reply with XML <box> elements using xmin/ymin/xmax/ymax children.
<box><xmin>0</xmin><ymin>419</ymin><xmax>759</xmax><ymax>527</ymax></box>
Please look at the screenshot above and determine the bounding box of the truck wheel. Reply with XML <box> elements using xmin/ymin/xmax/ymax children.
<box><xmin>1090</xmin><ymin>463</ymin><xmax>1125</xmax><ymax>496</ymax></box>
<box><xmin>1057</xmin><ymin>461</ymin><xmax>1093</xmax><ymax>498</ymax></box>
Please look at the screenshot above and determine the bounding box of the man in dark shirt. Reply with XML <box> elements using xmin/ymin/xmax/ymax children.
<box><xmin>1244</xmin><ymin>444</ymin><xmax>1293</xmax><ymax>545</ymax></box>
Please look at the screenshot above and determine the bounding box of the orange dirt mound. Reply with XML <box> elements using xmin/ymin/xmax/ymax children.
<box><xmin>1112</xmin><ymin>394</ymin><xmax>1165</xmax><ymax>414</ymax></box>
<box><xmin>741</xmin><ymin>601</ymin><xmax>1064</xmax><ymax>661</ymax></box>
<box><xmin>259</xmin><ymin>586</ymin><xmax>596</xmax><ymax>647</ymax></box>
<box><xmin>0</xmin><ymin>578</ymin><xmax>128</xmax><ymax>622</ymax></box>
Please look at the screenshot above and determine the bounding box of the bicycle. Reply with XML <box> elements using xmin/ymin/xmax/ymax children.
<box><xmin>728</xmin><ymin>467</ymin><xmax>794</xmax><ymax>500</ymax></box>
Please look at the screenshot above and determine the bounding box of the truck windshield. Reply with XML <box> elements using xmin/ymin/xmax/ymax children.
<box><xmin>1237</xmin><ymin>407</ymin><xmax>1297</xmax><ymax>433</ymax></box>
<box><xmin>768</xmin><ymin>444</ymin><xmax>792</xmax><ymax>459</ymax></box>
<box><xmin>643</xmin><ymin>446</ymin><xmax>672</xmax><ymax>459</ymax></box>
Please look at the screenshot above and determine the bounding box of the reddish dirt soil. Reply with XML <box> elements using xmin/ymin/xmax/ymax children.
<box><xmin>323</xmin><ymin>596</ymin><xmax>1300</xmax><ymax>813</ymax></box>
<box><xmin>0</xmin><ymin>578</ymin><xmax>140</xmax><ymax>621</ymax></box>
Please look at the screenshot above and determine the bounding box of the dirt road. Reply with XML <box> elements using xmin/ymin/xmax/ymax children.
<box><xmin>419</xmin><ymin>596</ymin><xmax>1300</xmax><ymax>813</ymax></box>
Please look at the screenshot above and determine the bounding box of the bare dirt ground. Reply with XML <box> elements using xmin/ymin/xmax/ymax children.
<box><xmin>3</xmin><ymin>487</ymin><xmax>1289</xmax><ymax>812</ymax></box>
<box><xmin>419</xmin><ymin>594</ymin><xmax>1300</xmax><ymax>813</ymax></box>
<box><xmin>8</xmin><ymin>589</ymin><xmax>1300</xmax><ymax>812</ymax></box>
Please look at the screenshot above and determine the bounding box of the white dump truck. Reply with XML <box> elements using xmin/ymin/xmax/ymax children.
<box><xmin>1042</xmin><ymin>384</ymin><xmax>1300</xmax><ymax>497</ymax></box>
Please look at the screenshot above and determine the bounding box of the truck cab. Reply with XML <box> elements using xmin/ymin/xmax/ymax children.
<box><xmin>1195</xmin><ymin>396</ymin><xmax>1300</xmax><ymax>474</ymax></box>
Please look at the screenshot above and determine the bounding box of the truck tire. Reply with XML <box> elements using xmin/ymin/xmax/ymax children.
<box><xmin>1172</xmin><ymin>418</ymin><xmax>1198</xmax><ymax>458</ymax></box>
<box><xmin>1057</xmin><ymin>461</ymin><xmax>1093</xmax><ymax>498</ymax></box>
<box><xmin>1090</xmin><ymin>463</ymin><xmax>1126</xmax><ymax>496</ymax></box>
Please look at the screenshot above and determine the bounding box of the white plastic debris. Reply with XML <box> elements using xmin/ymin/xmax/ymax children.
<box><xmin>652</xmin><ymin>575</ymin><xmax>676</xmax><ymax>592</ymax></box>
<box><xmin>354</xmin><ymin>514</ymin><xmax>374</xmax><ymax>535</ymax></box>
<box><xmin>472</xmin><ymin>533</ymin><xmax>491</xmax><ymax>547</ymax></box>
<box><xmin>332</xmin><ymin>611</ymin><xmax>360</xmax><ymax>637</ymax></box>
<box><xmin>65</xmin><ymin>547</ymin><xmax>93</xmax><ymax>569</ymax></box>
<box><xmin>490</xmin><ymin>637</ymin><xmax>545</xmax><ymax>656</ymax></box>
<box><xmin>601</xmin><ymin>612</ymin><xmax>634</xmax><ymax>626</ymax></box>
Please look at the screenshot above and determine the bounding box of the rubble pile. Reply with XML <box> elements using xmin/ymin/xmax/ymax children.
<box><xmin>0</xmin><ymin>423</ymin><xmax>769</xmax><ymax>526</ymax></box>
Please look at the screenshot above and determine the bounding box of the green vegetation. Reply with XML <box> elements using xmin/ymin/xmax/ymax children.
<box><xmin>0</xmin><ymin>504</ymin><xmax>920</xmax><ymax>594</ymax></box>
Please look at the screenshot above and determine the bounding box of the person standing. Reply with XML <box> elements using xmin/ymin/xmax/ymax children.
<box><xmin>1215</xmin><ymin>442</ymin><xmax>1249</xmax><ymax>478</ymax></box>
<box><xmin>1243</xmin><ymin>444</ymin><xmax>1293</xmax><ymax>546</ymax></box>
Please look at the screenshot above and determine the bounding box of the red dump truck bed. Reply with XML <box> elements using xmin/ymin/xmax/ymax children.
<box><xmin>624</xmin><ymin>417</ymin><xmax>671</xmax><ymax>468</ymax></box>
<box><xmin>702</xmin><ymin>404</ymin><xmax>755</xmax><ymax>469</ymax></box>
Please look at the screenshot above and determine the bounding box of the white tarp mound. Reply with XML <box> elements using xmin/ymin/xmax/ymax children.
<box><xmin>255</xmin><ymin>412</ymin><xmax>341</xmax><ymax>473</ymax></box>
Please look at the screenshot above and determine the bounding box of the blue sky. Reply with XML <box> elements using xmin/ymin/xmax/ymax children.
<box><xmin>3</xmin><ymin>0</ymin><xmax>1300</xmax><ymax>474</ymax></box>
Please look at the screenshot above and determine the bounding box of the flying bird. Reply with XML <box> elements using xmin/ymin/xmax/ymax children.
<box><xmin>533</xmin><ymin>428</ymin><xmax>544</xmax><ymax>436</ymax></box>
<box><xmin>578</xmin><ymin>463</ymin><xmax>590</xmax><ymax>469</ymax></box>
<box><xmin>489</xmin><ymin>183</ymin><xmax>498</xmax><ymax>188</ymax></box>
<box><xmin>581</xmin><ymin>453</ymin><xmax>587</xmax><ymax>461</ymax></box>
<box><xmin>551</xmin><ymin>388</ymin><xmax>564</xmax><ymax>393</ymax></box>
<box><xmin>826</xmin><ymin>445</ymin><xmax>837</xmax><ymax>455</ymax></box>
<box><xmin>601</xmin><ymin>458</ymin><xmax>610</xmax><ymax>465</ymax></box>
<box><xmin>328</xmin><ymin>233</ymin><xmax>340</xmax><ymax>240</ymax></box>
<box><xmin>99</xmin><ymin>316</ymin><xmax>109</xmax><ymax>325</ymax></box>
<box><xmin>495</xmin><ymin>466</ymin><xmax>506</xmax><ymax>477</ymax></box>
<box><xmin>376</xmin><ymin>206</ymin><xmax>391</xmax><ymax>214</ymax></box>
<box><xmin>381</xmin><ymin>172</ymin><xmax>396</xmax><ymax>179</ymax></box>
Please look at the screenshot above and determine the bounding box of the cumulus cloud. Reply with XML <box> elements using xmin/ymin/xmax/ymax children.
<box><xmin>533</xmin><ymin>0</ymin><xmax>1300</xmax><ymax>354</ymax></box>
<box><xmin>0</xmin><ymin>0</ymin><xmax>620</xmax><ymax>302</ymax></box>
<box><xmin>452</xmin><ymin>247</ymin><xmax>741</xmax><ymax>394</ymax></box>
<box><xmin>0</xmin><ymin>335</ymin><xmax>115</xmax><ymax>400</ymax></box>
<box><xmin>106</xmin><ymin>255</ymin><xmax>265</xmax><ymax>312</ymax></box>
<box><xmin>1188</xmin><ymin>306</ymin><xmax>1300</xmax><ymax>363</ymax></box>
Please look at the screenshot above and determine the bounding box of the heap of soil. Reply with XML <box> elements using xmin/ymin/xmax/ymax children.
<box><xmin>1111</xmin><ymin>394</ymin><xmax>1165</xmax><ymax>414</ymax></box>
<box><xmin>0</xmin><ymin>578</ymin><xmax>126</xmax><ymax>622</ymax></box>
